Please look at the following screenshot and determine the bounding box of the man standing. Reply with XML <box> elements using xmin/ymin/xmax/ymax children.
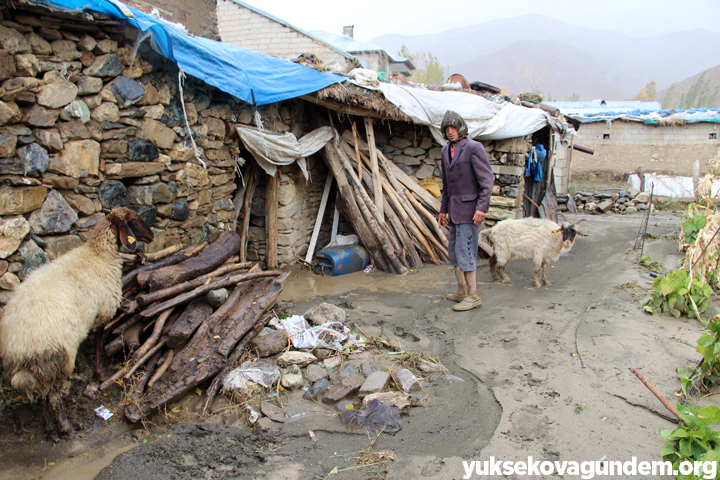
<box><xmin>438</xmin><ymin>111</ymin><xmax>494</xmax><ymax>311</ymax></box>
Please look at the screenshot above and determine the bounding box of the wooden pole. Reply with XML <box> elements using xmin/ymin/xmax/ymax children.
<box><xmin>239</xmin><ymin>163</ymin><xmax>256</xmax><ymax>263</ymax></box>
<box><xmin>265</xmin><ymin>172</ymin><xmax>279</xmax><ymax>269</ymax></box>
<box><xmin>364</xmin><ymin>118</ymin><xmax>383</xmax><ymax>221</ymax></box>
<box><xmin>305</xmin><ymin>173</ymin><xmax>333</xmax><ymax>263</ymax></box>
<box><xmin>331</xmin><ymin>196</ymin><xmax>340</xmax><ymax>243</ymax></box>
<box><xmin>352</xmin><ymin>122</ymin><xmax>362</xmax><ymax>182</ymax></box>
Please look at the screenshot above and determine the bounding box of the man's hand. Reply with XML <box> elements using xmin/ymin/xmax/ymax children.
<box><xmin>473</xmin><ymin>210</ymin><xmax>485</xmax><ymax>225</ymax></box>
<box><xmin>438</xmin><ymin>213</ymin><xmax>448</xmax><ymax>228</ymax></box>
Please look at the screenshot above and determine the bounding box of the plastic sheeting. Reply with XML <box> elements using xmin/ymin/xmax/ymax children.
<box><xmin>275</xmin><ymin>315</ymin><xmax>350</xmax><ymax>350</ymax></box>
<box><xmin>570</xmin><ymin>108</ymin><xmax>720</xmax><ymax>125</ymax></box>
<box><xmin>629</xmin><ymin>174</ymin><xmax>720</xmax><ymax>198</ymax></box>
<box><xmin>29</xmin><ymin>0</ymin><xmax>344</xmax><ymax>106</ymax></box>
<box><xmin>372</xmin><ymin>82</ymin><xmax>557</xmax><ymax>143</ymax></box>
<box><xmin>236</xmin><ymin>126</ymin><xmax>333</xmax><ymax>180</ymax></box>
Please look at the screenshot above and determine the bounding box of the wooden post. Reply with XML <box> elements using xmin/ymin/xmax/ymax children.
<box><xmin>331</xmin><ymin>195</ymin><xmax>339</xmax><ymax>243</ymax></box>
<box><xmin>239</xmin><ymin>162</ymin><xmax>256</xmax><ymax>263</ymax></box>
<box><xmin>364</xmin><ymin>118</ymin><xmax>383</xmax><ymax>221</ymax></box>
<box><xmin>305</xmin><ymin>173</ymin><xmax>333</xmax><ymax>264</ymax></box>
<box><xmin>352</xmin><ymin>122</ymin><xmax>362</xmax><ymax>181</ymax></box>
<box><xmin>265</xmin><ymin>172</ymin><xmax>279</xmax><ymax>269</ymax></box>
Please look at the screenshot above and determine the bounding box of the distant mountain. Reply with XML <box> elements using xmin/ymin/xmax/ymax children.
<box><xmin>657</xmin><ymin>64</ymin><xmax>720</xmax><ymax>109</ymax></box>
<box><xmin>370</xmin><ymin>15</ymin><xmax>720</xmax><ymax>101</ymax></box>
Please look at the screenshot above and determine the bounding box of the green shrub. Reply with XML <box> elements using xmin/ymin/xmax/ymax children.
<box><xmin>644</xmin><ymin>269</ymin><xmax>712</xmax><ymax>319</ymax></box>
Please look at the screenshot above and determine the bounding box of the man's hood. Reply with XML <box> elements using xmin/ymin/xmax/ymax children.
<box><xmin>441</xmin><ymin>110</ymin><xmax>468</xmax><ymax>141</ymax></box>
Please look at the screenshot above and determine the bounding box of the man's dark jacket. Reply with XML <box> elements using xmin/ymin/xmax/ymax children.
<box><xmin>440</xmin><ymin>137</ymin><xmax>494</xmax><ymax>224</ymax></box>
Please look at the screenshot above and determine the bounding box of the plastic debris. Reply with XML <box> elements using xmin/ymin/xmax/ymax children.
<box><xmin>362</xmin><ymin>392</ymin><xmax>412</xmax><ymax>410</ymax></box>
<box><xmin>94</xmin><ymin>405</ymin><xmax>114</xmax><ymax>421</ymax></box>
<box><xmin>395</xmin><ymin>369</ymin><xmax>422</xmax><ymax>393</ymax></box>
<box><xmin>222</xmin><ymin>361</ymin><xmax>281</xmax><ymax>394</ymax></box>
<box><xmin>277</xmin><ymin>351</ymin><xmax>317</xmax><ymax>367</ymax></box>
<box><xmin>340</xmin><ymin>399</ymin><xmax>403</xmax><ymax>434</ymax></box>
<box><xmin>246</xmin><ymin>405</ymin><xmax>260</xmax><ymax>424</ymax></box>
<box><xmin>277</xmin><ymin>316</ymin><xmax>350</xmax><ymax>351</ymax></box>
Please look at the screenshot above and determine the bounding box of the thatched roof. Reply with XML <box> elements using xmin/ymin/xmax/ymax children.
<box><xmin>302</xmin><ymin>83</ymin><xmax>410</xmax><ymax>122</ymax></box>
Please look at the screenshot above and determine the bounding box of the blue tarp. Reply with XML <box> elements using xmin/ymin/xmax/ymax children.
<box><xmin>28</xmin><ymin>0</ymin><xmax>343</xmax><ymax>106</ymax></box>
<box><xmin>569</xmin><ymin>107</ymin><xmax>720</xmax><ymax>125</ymax></box>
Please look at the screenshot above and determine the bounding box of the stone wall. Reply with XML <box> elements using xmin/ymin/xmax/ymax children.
<box><xmin>572</xmin><ymin>121</ymin><xmax>720</xmax><ymax>177</ymax></box>
<box><xmin>377</xmin><ymin>122</ymin><xmax>531</xmax><ymax>225</ymax></box>
<box><xmin>216</xmin><ymin>0</ymin><xmax>358</xmax><ymax>72</ymax></box>
<box><xmin>0</xmin><ymin>7</ymin><xmax>261</xmax><ymax>299</ymax></box>
<box><xmin>144</xmin><ymin>0</ymin><xmax>219</xmax><ymax>39</ymax></box>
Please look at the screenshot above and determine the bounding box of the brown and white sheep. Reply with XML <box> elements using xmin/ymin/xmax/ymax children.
<box><xmin>0</xmin><ymin>207</ymin><xmax>153</xmax><ymax>433</ymax></box>
<box><xmin>482</xmin><ymin>218</ymin><xmax>586</xmax><ymax>288</ymax></box>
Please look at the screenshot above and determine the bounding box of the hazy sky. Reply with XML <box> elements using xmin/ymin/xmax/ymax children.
<box><xmin>246</xmin><ymin>0</ymin><xmax>720</xmax><ymax>42</ymax></box>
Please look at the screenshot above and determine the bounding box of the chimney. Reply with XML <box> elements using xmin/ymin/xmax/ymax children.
<box><xmin>343</xmin><ymin>25</ymin><xmax>354</xmax><ymax>38</ymax></box>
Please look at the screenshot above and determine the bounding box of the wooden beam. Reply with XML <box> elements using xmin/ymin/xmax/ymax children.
<box><xmin>265</xmin><ymin>172</ymin><xmax>279</xmax><ymax>269</ymax></box>
<box><xmin>300</xmin><ymin>94</ymin><xmax>399</xmax><ymax>120</ymax></box>
<box><xmin>364</xmin><ymin>118</ymin><xmax>383</xmax><ymax>222</ymax></box>
<box><xmin>304</xmin><ymin>174</ymin><xmax>333</xmax><ymax>263</ymax></box>
<box><xmin>331</xmin><ymin>196</ymin><xmax>340</xmax><ymax>243</ymax></box>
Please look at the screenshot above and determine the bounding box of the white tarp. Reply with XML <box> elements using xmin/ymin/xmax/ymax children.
<box><xmin>373</xmin><ymin>82</ymin><xmax>555</xmax><ymax>143</ymax></box>
<box><xmin>629</xmin><ymin>174</ymin><xmax>720</xmax><ymax>198</ymax></box>
<box><xmin>235</xmin><ymin>125</ymin><xmax>333</xmax><ymax>180</ymax></box>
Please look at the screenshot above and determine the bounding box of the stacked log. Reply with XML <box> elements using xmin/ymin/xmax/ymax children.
<box><xmin>317</xmin><ymin>122</ymin><xmax>449</xmax><ymax>273</ymax></box>
<box><xmin>97</xmin><ymin>231</ymin><xmax>289</xmax><ymax>423</ymax></box>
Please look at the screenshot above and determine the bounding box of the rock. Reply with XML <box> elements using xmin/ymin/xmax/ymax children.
<box><xmin>60</xmin><ymin>100</ymin><xmax>91</xmax><ymax>124</ymax></box>
<box><xmin>340</xmin><ymin>363</ymin><xmax>356</xmax><ymax>379</ymax></box>
<box><xmin>128</xmin><ymin>183</ymin><xmax>172</xmax><ymax>205</ymax></box>
<box><xmin>415</xmin><ymin>164</ymin><xmax>435</xmax><ymax>179</ymax></box>
<box><xmin>0</xmin><ymin>215</ymin><xmax>30</xmax><ymax>258</ymax></box>
<box><xmin>395</xmin><ymin>368</ymin><xmax>422</xmax><ymax>393</ymax></box>
<box><xmin>74</xmin><ymin>212</ymin><xmax>104</xmax><ymax>229</ymax></box>
<box><xmin>19</xmin><ymin>238</ymin><xmax>48</xmax><ymax>275</ymax></box>
<box><xmin>305</xmin><ymin>364</ymin><xmax>328</xmax><ymax>383</ymax></box>
<box><xmin>15</xmin><ymin>53</ymin><xmax>39</xmax><ymax>77</ymax></box>
<box><xmin>322</xmin><ymin>384</ymin><xmax>353</xmax><ymax>403</ymax></box>
<box><xmin>625</xmin><ymin>206</ymin><xmax>638</xmax><ymax>214</ymax></box>
<box><xmin>52</xmin><ymin>140</ymin><xmax>100</xmax><ymax>178</ymax></box>
<box><xmin>260</xmin><ymin>401</ymin><xmax>285</xmax><ymax>423</ymax></box>
<box><xmin>203</xmin><ymin>116</ymin><xmax>225</xmax><ymax>139</ymax></box>
<box><xmin>61</xmin><ymin>190</ymin><xmax>96</xmax><ymax>216</ymax></box>
<box><xmin>627</xmin><ymin>187</ymin><xmax>640</xmax><ymax>199</ymax></box>
<box><xmin>596</xmin><ymin>200</ymin><xmax>613</xmax><ymax>213</ymax></box>
<box><xmin>83</xmin><ymin>94</ymin><xmax>102</xmax><ymax>110</ymax></box>
<box><xmin>138</xmin><ymin>82</ymin><xmax>158</xmax><ymax>106</ymax></box>
<box><xmin>104</xmin><ymin>162</ymin><xmax>165</xmax><ymax>178</ymax></box>
<box><xmin>403</xmin><ymin>147</ymin><xmax>424</xmax><ymax>156</ymax></box>
<box><xmin>304</xmin><ymin>302</ymin><xmax>346</xmax><ymax>325</ymax></box>
<box><xmin>99</xmin><ymin>180</ymin><xmax>129</xmax><ymax>208</ymax></box>
<box><xmin>128</xmin><ymin>139</ymin><xmax>158</xmax><ymax>162</ymax></box>
<box><xmin>341</xmin><ymin>373</ymin><xmax>365</xmax><ymax>391</ymax></box>
<box><xmin>57</xmin><ymin>121</ymin><xmax>90</xmax><ymax>141</ymax></box>
<box><xmin>0</xmin><ymin>271</ymin><xmax>19</xmax><ymax>290</ymax></box>
<box><xmin>635</xmin><ymin>192</ymin><xmax>650</xmax><ymax>203</ymax></box>
<box><xmin>324</xmin><ymin>356</ymin><xmax>342</xmax><ymax>369</ymax></box>
<box><xmin>23</xmin><ymin>104</ymin><xmax>59</xmax><ymax>127</ymax></box>
<box><xmin>28</xmin><ymin>189</ymin><xmax>78</xmax><ymax>234</ymax></box>
<box><xmin>390</xmin><ymin>137</ymin><xmax>412</xmax><ymax>149</ymax></box>
<box><xmin>277</xmin><ymin>351</ymin><xmax>316</xmax><ymax>367</ymax></box>
<box><xmin>393</xmin><ymin>154</ymin><xmax>421</xmax><ymax>166</ymax></box>
<box><xmin>77</xmin><ymin>76</ymin><xmax>103</xmax><ymax>95</ymax></box>
<box><xmin>108</xmin><ymin>76</ymin><xmax>144</xmax><ymax>108</ymax></box>
<box><xmin>140</xmin><ymin>118</ymin><xmax>176</xmax><ymax>149</ymax></box>
<box><xmin>0</xmin><ymin>25</ymin><xmax>31</xmax><ymax>54</ymax></box>
<box><xmin>255</xmin><ymin>417</ymin><xmax>275</xmax><ymax>431</ymax></box>
<box><xmin>0</xmin><ymin>101</ymin><xmax>21</xmax><ymax>125</ymax></box>
<box><xmin>32</xmin><ymin>129</ymin><xmax>63</xmax><ymax>152</ymax></box>
<box><xmin>50</xmin><ymin>39</ymin><xmax>80</xmax><ymax>61</ymax></box>
<box><xmin>206</xmin><ymin>288</ymin><xmax>228</xmax><ymax>308</ymax></box>
<box><xmin>17</xmin><ymin>143</ymin><xmax>49</xmax><ymax>176</ymax></box>
<box><xmin>94</xmin><ymin>39</ymin><xmax>118</xmax><ymax>54</ymax></box>
<box><xmin>171</xmin><ymin>200</ymin><xmax>189</xmax><ymax>221</ymax></box>
<box><xmin>77</xmin><ymin>34</ymin><xmax>97</xmax><ymax>52</ymax></box>
<box><xmin>43</xmin><ymin>234</ymin><xmax>83</xmax><ymax>260</ymax></box>
<box><xmin>37</xmin><ymin>80</ymin><xmax>77</xmax><ymax>109</ymax></box>
<box><xmin>359</xmin><ymin>371</ymin><xmax>390</xmax><ymax>395</ymax></box>
<box><xmin>280</xmin><ymin>373</ymin><xmax>303</xmax><ymax>390</ymax></box>
<box><xmin>25</xmin><ymin>32</ymin><xmax>52</xmax><ymax>55</ymax></box>
<box><xmin>84</xmin><ymin>54</ymin><xmax>123</xmax><ymax>77</ymax></box>
<box><xmin>303</xmin><ymin>377</ymin><xmax>329</xmax><ymax>400</ymax></box>
<box><xmin>91</xmin><ymin>102</ymin><xmax>120</xmax><ymax>123</ymax></box>
<box><xmin>0</xmin><ymin>134</ymin><xmax>15</xmax><ymax>158</ymax></box>
<box><xmin>637</xmin><ymin>203</ymin><xmax>648</xmax><ymax>211</ymax></box>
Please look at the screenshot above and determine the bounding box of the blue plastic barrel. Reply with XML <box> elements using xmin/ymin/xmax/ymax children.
<box><xmin>313</xmin><ymin>245</ymin><xmax>371</xmax><ymax>276</ymax></box>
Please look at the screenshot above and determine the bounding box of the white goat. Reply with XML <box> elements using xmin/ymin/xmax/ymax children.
<box><xmin>481</xmin><ymin>218</ymin><xmax>586</xmax><ymax>288</ymax></box>
<box><xmin>0</xmin><ymin>207</ymin><xmax>153</xmax><ymax>433</ymax></box>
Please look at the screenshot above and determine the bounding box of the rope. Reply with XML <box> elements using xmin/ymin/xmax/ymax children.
<box><xmin>177</xmin><ymin>70</ymin><xmax>206</xmax><ymax>169</ymax></box>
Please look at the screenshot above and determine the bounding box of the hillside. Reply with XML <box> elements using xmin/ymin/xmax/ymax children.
<box><xmin>371</xmin><ymin>15</ymin><xmax>720</xmax><ymax>101</ymax></box>
<box><xmin>657</xmin><ymin>64</ymin><xmax>720</xmax><ymax>109</ymax></box>
<box><xmin>450</xmin><ymin>39</ymin><xmax>634</xmax><ymax>100</ymax></box>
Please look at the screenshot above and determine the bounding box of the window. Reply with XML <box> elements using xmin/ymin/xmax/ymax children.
<box><xmin>603</xmin><ymin>133</ymin><xmax>610</xmax><ymax>139</ymax></box>
<box><xmin>710</xmin><ymin>133</ymin><xmax>717</xmax><ymax>140</ymax></box>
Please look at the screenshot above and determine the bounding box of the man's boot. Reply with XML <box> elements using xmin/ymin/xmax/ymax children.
<box><xmin>453</xmin><ymin>292</ymin><xmax>483</xmax><ymax>311</ymax></box>
<box><xmin>445</xmin><ymin>284</ymin><xmax>467</xmax><ymax>302</ymax></box>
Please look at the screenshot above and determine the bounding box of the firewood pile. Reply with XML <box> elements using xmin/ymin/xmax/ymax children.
<box><xmin>97</xmin><ymin>231</ymin><xmax>289</xmax><ymax>423</ymax></box>
<box><xmin>317</xmin><ymin>120</ymin><xmax>449</xmax><ymax>274</ymax></box>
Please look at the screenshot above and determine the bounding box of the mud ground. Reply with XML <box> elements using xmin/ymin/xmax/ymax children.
<box><xmin>1</xmin><ymin>210</ymin><xmax>711</xmax><ymax>480</ymax></box>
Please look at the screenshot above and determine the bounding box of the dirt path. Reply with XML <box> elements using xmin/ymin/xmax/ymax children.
<box><xmin>1</xmin><ymin>211</ymin><xmax>707</xmax><ymax>480</ymax></box>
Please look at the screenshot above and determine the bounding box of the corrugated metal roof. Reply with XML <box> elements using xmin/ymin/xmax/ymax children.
<box><xmin>545</xmin><ymin>100</ymin><xmax>662</xmax><ymax>115</ymax></box>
